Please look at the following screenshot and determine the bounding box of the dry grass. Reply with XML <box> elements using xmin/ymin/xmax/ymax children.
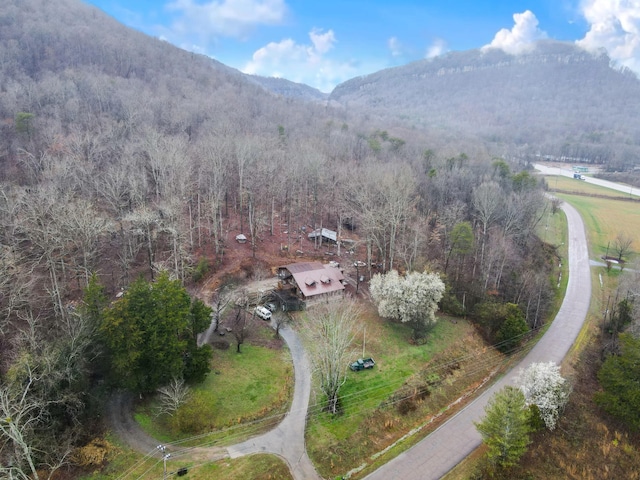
<box><xmin>559</xmin><ymin>193</ymin><xmax>640</xmax><ymax>257</ymax></box>
<box><xmin>510</xmin><ymin>342</ymin><xmax>640</xmax><ymax>480</ymax></box>
<box><xmin>547</xmin><ymin>175</ymin><xmax>639</xmax><ymax>199</ymax></box>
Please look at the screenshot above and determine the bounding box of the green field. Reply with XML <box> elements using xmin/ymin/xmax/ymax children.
<box><xmin>555</xmin><ymin>193</ymin><xmax>640</xmax><ymax>260</ymax></box>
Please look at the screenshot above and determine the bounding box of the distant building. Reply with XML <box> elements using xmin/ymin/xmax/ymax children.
<box><xmin>235</xmin><ymin>233</ymin><xmax>247</xmax><ymax>244</ymax></box>
<box><xmin>278</xmin><ymin>261</ymin><xmax>345</xmax><ymax>305</ymax></box>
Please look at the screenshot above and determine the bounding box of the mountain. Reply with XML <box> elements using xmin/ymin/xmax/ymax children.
<box><xmin>0</xmin><ymin>0</ymin><xmax>338</xmax><ymax>169</ymax></box>
<box><xmin>329</xmin><ymin>40</ymin><xmax>640</xmax><ymax>167</ymax></box>
<box><xmin>246</xmin><ymin>76</ymin><xmax>329</xmax><ymax>102</ymax></box>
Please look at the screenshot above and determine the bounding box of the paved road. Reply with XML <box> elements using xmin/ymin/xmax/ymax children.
<box><xmin>364</xmin><ymin>201</ymin><xmax>591</xmax><ymax>480</ymax></box>
<box><xmin>534</xmin><ymin>163</ymin><xmax>640</xmax><ymax>197</ymax></box>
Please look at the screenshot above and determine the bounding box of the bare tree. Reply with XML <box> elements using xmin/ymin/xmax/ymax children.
<box><xmin>208</xmin><ymin>282</ymin><xmax>234</xmax><ymax>335</ymax></box>
<box><xmin>124</xmin><ymin>206</ymin><xmax>160</xmax><ymax>279</ymax></box>
<box><xmin>613</xmin><ymin>231</ymin><xmax>634</xmax><ymax>262</ymax></box>
<box><xmin>0</xmin><ymin>363</ymin><xmax>73</xmax><ymax>480</ymax></box>
<box><xmin>156</xmin><ymin>377</ymin><xmax>190</xmax><ymax>417</ymax></box>
<box><xmin>230</xmin><ymin>289</ymin><xmax>250</xmax><ymax>353</ymax></box>
<box><xmin>273</xmin><ymin>310</ymin><xmax>292</xmax><ymax>338</ymax></box>
<box><xmin>62</xmin><ymin>199</ymin><xmax>113</xmax><ymax>286</ymax></box>
<box><xmin>0</xmin><ymin>372</ymin><xmax>47</xmax><ymax>480</ymax></box>
<box><xmin>472</xmin><ymin>181</ymin><xmax>502</xmax><ymax>277</ymax></box>
<box><xmin>302</xmin><ymin>298</ymin><xmax>361</xmax><ymax>414</ymax></box>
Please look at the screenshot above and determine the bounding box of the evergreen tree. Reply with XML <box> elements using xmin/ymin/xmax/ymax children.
<box><xmin>475</xmin><ymin>386</ymin><xmax>532</xmax><ymax>470</ymax></box>
<box><xmin>595</xmin><ymin>333</ymin><xmax>640</xmax><ymax>429</ymax></box>
<box><xmin>100</xmin><ymin>272</ymin><xmax>212</xmax><ymax>393</ymax></box>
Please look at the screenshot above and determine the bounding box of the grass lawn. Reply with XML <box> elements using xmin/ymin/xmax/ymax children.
<box><xmin>304</xmin><ymin>304</ymin><xmax>506</xmax><ymax>479</ymax></box>
<box><xmin>134</xmin><ymin>326</ymin><xmax>293</xmax><ymax>446</ymax></box>
<box><xmin>78</xmin><ymin>434</ymin><xmax>292</xmax><ymax>480</ymax></box>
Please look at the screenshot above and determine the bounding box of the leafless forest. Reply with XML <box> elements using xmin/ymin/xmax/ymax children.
<box><xmin>4</xmin><ymin>0</ymin><xmax>635</xmax><ymax>476</ymax></box>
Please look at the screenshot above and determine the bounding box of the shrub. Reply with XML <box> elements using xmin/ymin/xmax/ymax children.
<box><xmin>192</xmin><ymin>257</ymin><xmax>210</xmax><ymax>283</ymax></box>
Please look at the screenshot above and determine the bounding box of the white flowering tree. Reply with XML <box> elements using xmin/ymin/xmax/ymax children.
<box><xmin>369</xmin><ymin>270</ymin><xmax>445</xmax><ymax>340</ymax></box>
<box><xmin>517</xmin><ymin>362</ymin><xmax>571</xmax><ymax>430</ymax></box>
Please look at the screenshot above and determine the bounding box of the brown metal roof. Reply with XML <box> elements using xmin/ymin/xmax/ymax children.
<box><xmin>280</xmin><ymin>262</ymin><xmax>345</xmax><ymax>298</ymax></box>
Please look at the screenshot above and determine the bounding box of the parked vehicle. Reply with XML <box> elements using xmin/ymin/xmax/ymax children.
<box><xmin>255</xmin><ymin>306</ymin><xmax>272</xmax><ymax>320</ymax></box>
<box><xmin>350</xmin><ymin>357</ymin><xmax>376</xmax><ymax>371</ymax></box>
<box><xmin>265</xmin><ymin>302</ymin><xmax>277</xmax><ymax>312</ymax></box>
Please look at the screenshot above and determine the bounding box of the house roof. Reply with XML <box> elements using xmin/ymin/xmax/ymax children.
<box><xmin>308</xmin><ymin>228</ymin><xmax>337</xmax><ymax>242</ymax></box>
<box><xmin>280</xmin><ymin>262</ymin><xmax>345</xmax><ymax>298</ymax></box>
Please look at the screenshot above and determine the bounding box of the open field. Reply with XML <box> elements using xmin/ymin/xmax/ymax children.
<box><xmin>555</xmin><ymin>193</ymin><xmax>640</xmax><ymax>260</ymax></box>
<box><xmin>546</xmin><ymin>175</ymin><xmax>640</xmax><ymax>199</ymax></box>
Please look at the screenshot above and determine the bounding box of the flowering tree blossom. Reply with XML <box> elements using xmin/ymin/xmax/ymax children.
<box><xmin>517</xmin><ymin>362</ymin><xmax>571</xmax><ymax>430</ymax></box>
<box><xmin>370</xmin><ymin>270</ymin><xmax>445</xmax><ymax>339</ymax></box>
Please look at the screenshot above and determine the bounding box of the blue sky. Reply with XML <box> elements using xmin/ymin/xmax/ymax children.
<box><xmin>84</xmin><ymin>0</ymin><xmax>640</xmax><ymax>92</ymax></box>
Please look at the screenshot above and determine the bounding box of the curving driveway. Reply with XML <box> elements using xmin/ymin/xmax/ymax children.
<box><xmin>363</xmin><ymin>200</ymin><xmax>591</xmax><ymax>480</ymax></box>
<box><xmin>226</xmin><ymin>322</ymin><xmax>321</xmax><ymax>479</ymax></box>
<box><xmin>108</xmin><ymin>317</ymin><xmax>321</xmax><ymax>480</ymax></box>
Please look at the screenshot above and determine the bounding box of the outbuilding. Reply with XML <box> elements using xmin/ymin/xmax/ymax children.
<box><xmin>307</xmin><ymin>228</ymin><xmax>337</xmax><ymax>245</ymax></box>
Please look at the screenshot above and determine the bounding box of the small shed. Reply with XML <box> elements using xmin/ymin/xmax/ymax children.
<box><xmin>308</xmin><ymin>228</ymin><xmax>337</xmax><ymax>244</ymax></box>
<box><xmin>235</xmin><ymin>233</ymin><xmax>247</xmax><ymax>244</ymax></box>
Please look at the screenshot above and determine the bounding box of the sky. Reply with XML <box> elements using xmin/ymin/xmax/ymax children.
<box><xmin>83</xmin><ymin>0</ymin><xmax>640</xmax><ymax>92</ymax></box>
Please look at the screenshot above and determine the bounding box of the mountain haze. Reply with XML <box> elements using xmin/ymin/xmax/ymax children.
<box><xmin>329</xmin><ymin>41</ymin><xmax>640</xmax><ymax>167</ymax></box>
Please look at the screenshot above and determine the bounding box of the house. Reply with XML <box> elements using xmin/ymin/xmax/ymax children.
<box><xmin>235</xmin><ymin>233</ymin><xmax>247</xmax><ymax>244</ymax></box>
<box><xmin>278</xmin><ymin>261</ymin><xmax>345</xmax><ymax>305</ymax></box>
<box><xmin>307</xmin><ymin>227</ymin><xmax>337</xmax><ymax>244</ymax></box>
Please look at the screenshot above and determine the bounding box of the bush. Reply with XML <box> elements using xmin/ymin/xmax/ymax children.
<box><xmin>192</xmin><ymin>257</ymin><xmax>210</xmax><ymax>283</ymax></box>
<box><xmin>170</xmin><ymin>394</ymin><xmax>210</xmax><ymax>434</ymax></box>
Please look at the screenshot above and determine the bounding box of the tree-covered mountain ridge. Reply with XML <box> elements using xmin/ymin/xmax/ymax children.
<box><xmin>329</xmin><ymin>40</ymin><xmax>640</xmax><ymax>168</ymax></box>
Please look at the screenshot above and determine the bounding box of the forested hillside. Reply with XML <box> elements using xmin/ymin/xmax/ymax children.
<box><xmin>0</xmin><ymin>0</ymin><xmax>557</xmax><ymax>477</ymax></box>
<box><xmin>330</xmin><ymin>40</ymin><xmax>640</xmax><ymax>170</ymax></box>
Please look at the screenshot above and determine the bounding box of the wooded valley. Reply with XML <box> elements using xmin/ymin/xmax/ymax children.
<box><xmin>1</xmin><ymin>0</ymin><xmax>639</xmax><ymax>479</ymax></box>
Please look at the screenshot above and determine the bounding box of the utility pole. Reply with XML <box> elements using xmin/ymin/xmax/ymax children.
<box><xmin>157</xmin><ymin>445</ymin><xmax>170</xmax><ymax>480</ymax></box>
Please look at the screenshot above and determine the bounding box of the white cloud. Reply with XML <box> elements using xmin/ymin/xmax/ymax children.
<box><xmin>388</xmin><ymin>37</ymin><xmax>403</xmax><ymax>57</ymax></box>
<box><xmin>577</xmin><ymin>0</ymin><xmax>640</xmax><ymax>73</ymax></box>
<box><xmin>310</xmin><ymin>28</ymin><xmax>336</xmax><ymax>55</ymax></box>
<box><xmin>483</xmin><ymin>10</ymin><xmax>547</xmax><ymax>55</ymax></box>
<box><xmin>426</xmin><ymin>39</ymin><xmax>447</xmax><ymax>59</ymax></box>
<box><xmin>166</xmin><ymin>0</ymin><xmax>287</xmax><ymax>39</ymax></box>
<box><xmin>242</xmin><ymin>28</ymin><xmax>356</xmax><ymax>92</ymax></box>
